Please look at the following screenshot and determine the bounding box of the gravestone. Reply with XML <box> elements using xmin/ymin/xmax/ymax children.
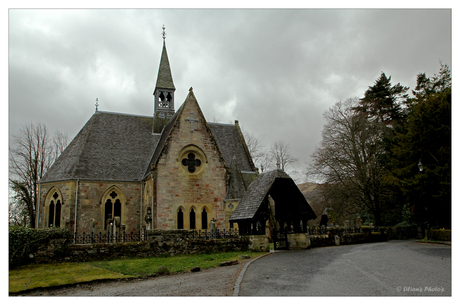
<box><xmin>320</xmin><ymin>214</ymin><xmax>329</xmax><ymax>227</ymax></box>
<box><xmin>355</xmin><ymin>217</ymin><xmax>363</xmax><ymax>229</ymax></box>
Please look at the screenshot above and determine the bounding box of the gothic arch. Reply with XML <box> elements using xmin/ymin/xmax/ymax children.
<box><xmin>201</xmin><ymin>206</ymin><xmax>209</xmax><ymax>230</ymax></box>
<box><xmin>177</xmin><ymin>206</ymin><xmax>185</xmax><ymax>229</ymax></box>
<box><xmin>100</xmin><ymin>185</ymin><xmax>127</xmax><ymax>230</ymax></box>
<box><xmin>44</xmin><ymin>186</ymin><xmax>64</xmax><ymax>228</ymax></box>
<box><xmin>189</xmin><ymin>206</ymin><xmax>197</xmax><ymax>230</ymax></box>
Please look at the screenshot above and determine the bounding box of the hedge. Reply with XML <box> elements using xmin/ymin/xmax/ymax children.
<box><xmin>9</xmin><ymin>226</ymin><xmax>71</xmax><ymax>270</ymax></box>
<box><xmin>385</xmin><ymin>225</ymin><xmax>419</xmax><ymax>240</ymax></box>
<box><xmin>430</xmin><ymin>229</ymin><xmax>451</xmax><ymax>241</ymax></box>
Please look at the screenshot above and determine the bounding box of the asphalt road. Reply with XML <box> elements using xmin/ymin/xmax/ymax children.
<box><xmin>238</xmin><ymin>240</ymin><xmax>451</xmax><ymax>296</ymax></box>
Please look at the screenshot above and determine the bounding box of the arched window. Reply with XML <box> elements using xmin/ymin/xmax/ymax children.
<box><xmin>102</xmin><ymin>188</ymin><xmax>125</xmax><ymax>231</ymax></box>
<box><xmin>177</xmin><ymin>207</ymin><xmax>184</xmax><ymax>229</ymax></box>
<box><xmin>49</xmin><ymin>201</ymin><xmax>55</xmax><ymax>227</ymax></box>
<box><xmin>190</xmin><ymin>208</ymin><xmax>196</xmax><ymax>230</ymax></box>
<box><xmin>201</xmin><ymin>208</ymin><xmax>208</xmax><ymax>230</ymax></box>
<box><xmin>47</xmin><ymin>190</ymin><xmax>63</xmax><ymax>228</ymax></box>
<box><xmin>55</xmin><ymin>200</ymin><xmax>61</xmax><ymax>227</ymax></box>
<box><xmin>105</xmin><ymin>199</ymin><xmax>112</xmax><ymax>229</ymax></box>
<box><xmin>100</xmin><ymin>185</ymin><xmax>128</xmax><ymax>232</ymax></box>
<box><xmin>114</xmin><ymin>199</ymin><xmax>121</xmax><ymax>218</ymax></box>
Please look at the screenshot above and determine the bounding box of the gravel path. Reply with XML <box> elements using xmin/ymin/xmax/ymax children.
<box><xmin>17</xmin><ymin>258</ymin><xmax>254</xmax><ymax>296</ymax></box>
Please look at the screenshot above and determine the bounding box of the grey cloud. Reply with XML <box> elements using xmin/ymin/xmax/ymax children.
<box><xmin>8</xmin><ymin>9</ymin><xmax>451</xmax><ymax>182</ymax></box>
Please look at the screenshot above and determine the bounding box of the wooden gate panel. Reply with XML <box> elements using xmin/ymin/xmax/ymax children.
<box><xmin>274</xmin><ymin>230</ymin><xmax>288</xmax><ymax>250</ymax></box>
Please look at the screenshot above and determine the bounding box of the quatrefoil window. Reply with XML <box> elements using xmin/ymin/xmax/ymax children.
<box><xmin>182</xmin><ymin>153</ymin><xmax>201</xmax><ymax>173</ymax></box>
<box><xmin>110</xmin><ymin>191</ymin><xmax>118</xmax><ymax>199</ymax></box>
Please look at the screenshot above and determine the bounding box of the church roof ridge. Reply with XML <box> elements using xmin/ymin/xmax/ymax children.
<box><xmin>96</xmin><ymin>110</ymin><xmax>152</xmax><ymax>119</ymax></box>
<box><xmin>208</xmin><ymin>122</ymin><xmax>235</xmax><ymax>126</ymax></box>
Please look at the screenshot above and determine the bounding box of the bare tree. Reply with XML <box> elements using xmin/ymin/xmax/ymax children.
<box><xmin>307</xmin><ymin>98</ymin><xmax>389</xmax><ymax>226</ymax></box>
<box><xmin>52</xmin><ymin>130</ymin><xmax>69</xmax><ymax>162</ymax></box>
<box><xmin>269</xmin><ymin>140</ymin><xmax>298</xmax><ymax>171</ymax></box>
<box><xmin>241</xmin><ymin>129</ymin><xmax>265</xmax><ymax>166</ymax></box>
<box><xmin>9</xmin><ymin>123</ymin><xmax>68</xmax><ymax>228</ymax></box>
<box><xmin>9</xmin><ymin>188</ymin><xmax>30</xmax><ymax>226</ymax></box>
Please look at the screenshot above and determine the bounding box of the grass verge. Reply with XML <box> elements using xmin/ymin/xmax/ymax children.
<box><xmin>9</xmin><ymin>263</ymin><xmax>130</xmax><ymax>293</ymax></box>
<box><xmin>9</xmin><ymin>251</ymin><xmax>266</xmax><ymax>294</ymax></box>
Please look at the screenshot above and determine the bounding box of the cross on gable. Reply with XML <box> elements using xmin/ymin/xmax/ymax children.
<box><xmin>185</xmin><ymin>112</ymin><xmax>199</xmax><ymax>132</ymax></box>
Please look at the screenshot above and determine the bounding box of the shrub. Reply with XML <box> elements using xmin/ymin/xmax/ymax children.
<box><xmin>430</xmin><ymin>229</ymin><xmax>451</xmax><ymax>241</ymax></box>
<box><xmin>386</xmin><ymin>225</ymin><xmax>418</xmax><ymax>240</ymax></box>
<box><xmin>9</xmin><ymin>226</ymin><xmax>71</xmax><ymax>269</ymax></box>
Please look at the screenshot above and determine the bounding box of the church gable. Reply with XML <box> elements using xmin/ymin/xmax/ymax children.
<box><xmin>152</xmin><ymin>89</ymin><xmax>229</xmax><ymax>230</ymax></box>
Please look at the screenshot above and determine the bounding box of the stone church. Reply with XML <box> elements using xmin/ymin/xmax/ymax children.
<box><xmin>37</xmin><ymin>34</ymin><xmax>316</xmax><ymax>237</ymax></box>
<box><xmin>37</xmin><ymin>37</ymin><xmax>259</xmax><ymax>234</ymax></box>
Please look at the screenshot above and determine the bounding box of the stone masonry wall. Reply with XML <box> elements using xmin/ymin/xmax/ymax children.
<box><xmin>154</xmin><ymin>95</ymin><xmax>227</xmax><ymax>230</ymax></box>
<box><xmin>27</xmin><ymin>230</ymin><xmax>249</xmax><ymax>265</ymax></box>
<box><xmin>39</xmin><ymin>181</ymin><xmax>142</xmax><ymax>234</ymax></box>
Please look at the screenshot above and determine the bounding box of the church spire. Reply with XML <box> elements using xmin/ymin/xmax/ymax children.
<box><xmin>155</xmin><ymin>25</ymin><xmax>175</xmax><ymax>91</ymax></box>
<box><xmin>153</xmin><ymin>25</ymin><xmax>176</xmax><ymax>133</ymax></box>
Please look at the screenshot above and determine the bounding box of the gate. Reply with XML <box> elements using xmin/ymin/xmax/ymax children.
<box><xmin>273</xmin><ymin>230</ymin><xmax>289</xmax><ymax>250</ymax></box>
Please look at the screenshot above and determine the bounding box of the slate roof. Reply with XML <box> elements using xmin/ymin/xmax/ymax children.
<box><xmin>155</xmin><ymin>43</ymin><xmax>175</xmax><ymax>90</ymax></box>
<box><xmin>41</xmin><ymin>107</ymin><xmax>256</xmax><ymax>184</ymax></box>
<box><xmin>229</xmin><ymin>169</ymin><xmax>316</xmax><ymax>221</ymax></box>
<box><xmin>208</xmin><ymin>123</ymin><xmax>255</xmax><ymax>172</ymax></box>
<box><xmin>40</xmin><ymin>111</ymin><xmax>160</xmax><ymax>183</ymax></box>
<box><xmin>229</xmin><ymin>170</ymin><xmax>290</xmax><ymax>221</ymax></box>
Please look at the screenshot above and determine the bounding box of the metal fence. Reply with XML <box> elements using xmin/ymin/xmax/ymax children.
<box><xmin>189</xmin><ymin>229</ymin><xmax>240</xmax><ymax>240</ymax></box>
<box><xmin>72</xmin><ymin>227</ymin><xmax>383</xmax><ymax>244</ymax></box>
<box><xmin>307</xmin><ymin>226</ymin><xmax>384</xmax><ymax>236</ymax></box>
<box><xmin>73</xmin><ymin>231</ymin><xmax>145</xmax><ymax>244</ymax></box>
<box><xmin>73</xmin><ymin>229</ymin><xmax>240</xmax><ymax>244</ymax></box>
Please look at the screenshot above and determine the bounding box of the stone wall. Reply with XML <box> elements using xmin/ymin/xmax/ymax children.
<box><xmin>247</xmin><ymin>234</ymin><xmax>269</xmax><ymax>252</ymax></box>
<box><xmin>287</xmin><ymin>233</ymin><xmax>311</xmax><ymax>250</ymax></box>
<box><xmin>39</xmin><ymin>180</ymin><xmax>142</xmax><ymax>234</ymax></box>
<box><xmin>154</xmin><ymin>96</ymin><xmax>227</xmax><ymax>230</ymax></box>
<box><xmin>27</xmin><ymin>230</ymin><xmax>249</xmax><ymax>265</ymax></box>
<box><xmin>310</xmin><ymin>230</ymin><xmax>387</xmax><ymax>248</ymax></box>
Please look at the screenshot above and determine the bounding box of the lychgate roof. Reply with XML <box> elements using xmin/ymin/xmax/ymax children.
<box><xmin>229</xmin><ymin>169</ymin><xmax>316</xmax><ymax>221</ymax></box>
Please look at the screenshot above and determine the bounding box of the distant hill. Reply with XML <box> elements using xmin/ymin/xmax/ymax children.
<box><xmin>297</xmin><ymin>182</ymin><xmax>325</xmax><ymax>225</ymax></box>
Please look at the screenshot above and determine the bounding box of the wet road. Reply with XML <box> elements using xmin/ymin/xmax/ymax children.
<box><xmin>238</xmin><ymin>240</ymin><xmax>451</xmax><ymax>296</ymax></box>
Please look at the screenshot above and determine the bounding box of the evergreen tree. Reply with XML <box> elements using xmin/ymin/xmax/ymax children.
<box><xmin>389</xmin><ymin>64</ymin><xmax>451</xmax><ymax>228</ymax></box>
<box><xmin>355</xmin><ymin>72</ymin><xmax>409</xmax><ymax>124</ymax></box>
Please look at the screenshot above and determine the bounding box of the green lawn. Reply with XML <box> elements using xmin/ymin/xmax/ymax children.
<box><xmin>9</xmin><ymin>262</ymin><xmax>130</xmax><ymax>293</ymax></box>
<box><xmin>9</xmin><ymin>251</ymin><xmax>265</xmax><ymax>294</ymax></box>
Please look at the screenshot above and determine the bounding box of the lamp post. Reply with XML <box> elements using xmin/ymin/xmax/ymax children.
<box><xmin>418</xmin><ymin>160</ymin><xmax>423</xmax><ymax>172</ymax></box>
<box><xmin>418</xmin><ymin>160</ymin><xmax>430</xmax><ymax>239</ymax></box>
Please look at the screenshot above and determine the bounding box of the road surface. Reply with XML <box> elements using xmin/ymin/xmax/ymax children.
<box><xmin>238</xmin><ymin>240</ymin><xmax>451</xmax><ymax>296</ymax></box>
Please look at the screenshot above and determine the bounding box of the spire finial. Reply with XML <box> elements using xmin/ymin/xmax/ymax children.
<box><xmin>162</xmin><ymin>24</ymin><xmax>166</xmax><ymax>42</ymax></box>
<box><xmin>95</xmin><ymin>98</ymin><xmax>99</xmax><ymax>112</ymax></box>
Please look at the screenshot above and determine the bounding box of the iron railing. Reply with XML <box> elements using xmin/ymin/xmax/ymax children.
<box><xmin>307</xmin><ymin>226</ymin><xmax>384</xmax><ymax>236</ymax></box>
<box><xmin>189</xmin><ymin>229</ymin><xmax>240</xmax><ymax>239</ymax></box>
<box><xmin>73</xmin><ymin>229</ymin><xmax>241</xmax><ymax>244</ymax></box>
<box><xmin>73</xmin><ymin>231</ymin><xmax>145</xmax><ymax>244</ymax></box>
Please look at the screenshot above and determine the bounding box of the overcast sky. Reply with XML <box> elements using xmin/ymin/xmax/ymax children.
<box><xmin>8</xmin><ymin>7</ymin><xmax>452</xmax><ymax>182</ymax></box>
